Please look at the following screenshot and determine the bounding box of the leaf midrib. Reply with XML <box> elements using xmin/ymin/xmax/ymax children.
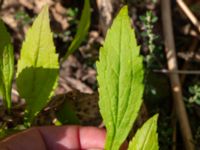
<box><xmin>110</xmin><ymin>15</ymin><xmax>124</xmax><ymax>150</ymax></box>
<box><xmin>30</xmin><ymin>10</ymin><xmax>46</xmax><ymax>99</ymax></box>
<box><xmin>34</xmin><ymin>11</ymin><xmax>45</xmax><ymax>67</ymax></box>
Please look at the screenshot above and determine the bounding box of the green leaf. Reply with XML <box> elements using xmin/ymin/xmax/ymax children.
<box><xmin>0</xmin><ymin>19</ymin><xmax>14</xmax><ymax>110</ymax></box>
<box><xmin>16</xmin><ymin>6</ymin><xmax>59</xmax><ymax>124</ymax></box>
<box><xmin>128</xmin><ymin>114</ymin><xmax>159</xmax><ymax>150</ymax></box>
<box><xmin>96</xmin><ymin>6</ymin><xmax>144</xmax><ymax>150</ymax></box>
<box><xmin>62</xmin><ymin>0</ymin><xmax>91</xmax><ymax>60</ymax></box>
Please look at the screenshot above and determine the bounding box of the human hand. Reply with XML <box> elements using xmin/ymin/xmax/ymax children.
<box><xmin>0</xmin><ymin>126</ymin><xmax>106</xmax><ymax>150</ymax></box>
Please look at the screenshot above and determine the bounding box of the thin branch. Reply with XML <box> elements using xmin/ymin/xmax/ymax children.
<box><xmin>161</xmin><ymin>0</ymin><xmax>194</xmax><ymax>149</ymax></box>
<box><xmin>177</xmin><ymin>0</ymin><xmax>200</xmax><ymax>33</ymax></box>
<box><xmin>153</xmin><ymin>69</ymin><xmax>200</xmax><ymax>75</ymax></box>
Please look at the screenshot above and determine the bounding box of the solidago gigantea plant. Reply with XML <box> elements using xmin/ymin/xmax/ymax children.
<box><xmin>96</xmin><ymin>6</ymin><xmax>159</xmax><ymax>150</ymax></box>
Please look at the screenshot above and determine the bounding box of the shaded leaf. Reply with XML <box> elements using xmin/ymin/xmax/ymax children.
<box><xmin>16</xmin><ymin>6</ymin><xmax>59</xmax><ymax>124</ymax></box>
<box><xmin>0</xmin><ymin>19</ymin><xmax>14</xmax><ymax>109</ymax></box>
<box><xmin>62</xmin><ymin>0</ymin><xmax>91</xmax><ymax>60</ymax></box>
<box><xmin>128</xmin><ymin>114</ymin><xmax>159</xmax><ymax>150</ymax></box>
<box><xmin>96</xmin><ymin>6</ymin><xmax>144</xmax><ymax>150</ymax></box>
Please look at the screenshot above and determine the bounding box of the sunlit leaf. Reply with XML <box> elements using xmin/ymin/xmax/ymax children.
<box><xmin>96</xmin><ymin>6</ymin><xmax>144</xmax><ymax>150</ymax></box>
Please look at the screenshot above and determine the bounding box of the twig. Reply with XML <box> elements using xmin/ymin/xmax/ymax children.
<box><xmin>154</xmin><ymin>69</ymin><xmax>200</xmax><ymax>74</ymax></box>
<box><xmin>161</xmin><ymin>0</ymin><xmax>194</xmax><ymax>150</ymax></box>
<box><xmin>177</xmin><ymin>0</ymin><xmax>200</xmax><ymax>33</ymax></box>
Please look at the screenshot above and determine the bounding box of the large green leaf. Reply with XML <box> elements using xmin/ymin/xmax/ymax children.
<box><xmin>96</xmin><ymin>6</ymin><xmax>144</xmax><ymax>150</ymax></box>
<box><xmin>16</xmin><ymin>6</ymin><xmax>59</xmax><ymax>124</ymax></box>
<box><xmin>0</xmin><ymin>19</ymin><xmax>14</xmax><ymax>110</ymax></box>
<box><xmin>62</xmin><ymin>0</ymin><xmax>91</xmax><ymax>60</ymax></box>
<box><xmin>128</xmin><ymin>114</ymin><xmax>159</xmax><ymax>150</ymax></box>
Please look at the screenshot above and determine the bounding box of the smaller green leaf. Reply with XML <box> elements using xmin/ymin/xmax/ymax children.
<box><xmin>0</xmin><ymin>19</ymin><xmax>14</xmax><ymax>110</ymax></box>
<box><xmin>128</xmin><ymin>114</ymin><xmax>159</xmax><ymax>150</ymax></box>
<box><xmin>62</xmin><ymin>0</ymin><xmax>91</xmax><ymax>60</ymax></box>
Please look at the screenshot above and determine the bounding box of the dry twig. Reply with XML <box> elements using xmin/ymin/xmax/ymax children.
<box><xmin>161</xmin><ymin>0</ymin><xmax>194</xmax><ymax>149</ymax></box>
<box><xmin>153</xmin><ymin>69</ymin><xmax>200</xmax><ymax>75</ymax></box>
<box><xmin>177</xmin><ymin>0</ymin><xmax>200</xmax><ymax>33</ymax></box>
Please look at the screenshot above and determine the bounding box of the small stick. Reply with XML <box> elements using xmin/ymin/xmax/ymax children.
<box><xmin>177</xmin><ymin>0</ymin><xmax>200</xmax><ymax>33</ymax></box>
<box><xmin>153</xmin><ymin>69</ymin><xmax>200</xmax><ymax>75</ymax></box>
<box><xmin>161</xmin><ymin>0</ymin><xmax>194</xmax><ymax>149</ymax></box>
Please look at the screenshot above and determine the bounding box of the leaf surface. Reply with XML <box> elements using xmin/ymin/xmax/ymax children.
<box><xmin>96</xmin><ymin>6</ymin><xmax>144</xmax><ymax>150</ymax></box>
<box><xmin>128</xmin><ymin>114</ymin><xmax>159</xmax><ymax>150</ymax></box>
<box><xmin>63</xmin><ymin>0</ymin><xmax>91</xmax><ymax>60</ymax></box>
<box><xmin>0</xmin><ymin>19</ymin><xmax>14</xmax><ymax>109</ymax></box>
<box><xmin>16</xmin><ymin>6</ymin><xmax>59</xmax><ymax>123</ymax></box>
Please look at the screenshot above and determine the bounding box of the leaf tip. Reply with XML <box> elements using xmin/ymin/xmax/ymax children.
<box><xmin>39</xmin><ymin>4</ymin><xmax>50</xmax><ymax>18</ymax></box>
<box><xmin>119</xmin><ymin>5</ymin><xmax>128</xmax><ymax>16</ymax></box>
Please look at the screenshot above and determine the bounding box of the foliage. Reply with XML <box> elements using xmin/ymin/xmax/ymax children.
<box><xmin>16</xmin><ymin>5</ymin><xmax>59</xmax><ymax>125</ymax></box>
<box><xmin>62</xmin><ymin>0</ymin><xmax>91</xmax><ymax>60</ymax></box>
<box><xmin>140</xmin><ymin>11</ymin><xmax>158</xmax><ymax>54</ymax></box>
<box><xmin>15</xmin><ymin>10</ymin><xmax>33</xmax><ymax>25</ymax></box>
<box><xmin>128</xmin><ymin>114</ymin><xmax>159</xmax><ymax>150</ymax></box>
<box><xmin>97</xmin><ymin>6</ymin><xmax>158</xmax><ymax>150</ymax></box>
<box><xmin>188</xmin><ymin>84</ymin><xmax>200</xmax><ymax>105</ymax></box>
<box><xmin>0</xmin><ymin>19</ymin><xmax>14</xmax><ymax>110</ymax></box>
<box><xmin>67</xmin><ymin>7</ymin><xmax>79</xmax><ymax>25</ymax></box>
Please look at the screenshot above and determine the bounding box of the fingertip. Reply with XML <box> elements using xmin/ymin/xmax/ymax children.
<box><xmin>79</xmin><ymin>126</ymin><xmax>106</xmax><ymax>149</ymax></box>
<box><xmin>38</xmin><ymin>126</ymin><xmax>106</xmax><ymax>150</ymax></box>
